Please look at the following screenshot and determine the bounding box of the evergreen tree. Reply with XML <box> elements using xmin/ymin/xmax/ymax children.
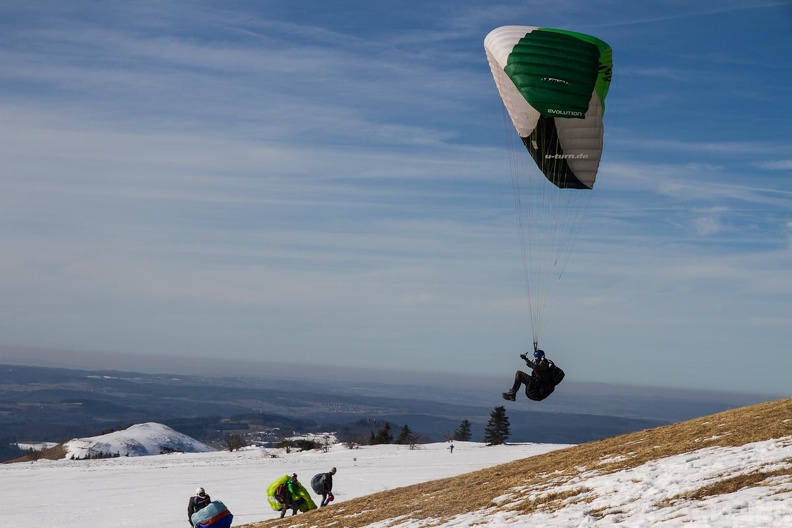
<box><xmin>483</xmin><ymin>406</ymin><xmax>510</xmax><ymax>445</ymax></box>
<box><xmin>452</xmin><ymin>419</ymin><xmax>472</xmax><ymax>441</ymax></box>
<box><xmin>371</xmin><ymin>422</ymin><xmax>394</xmax><ymax>445</ymax></box>
<box><xmin>395</xmin><ymin>424</ymin><xmax>417</xmax><ymax>445</ymax></box>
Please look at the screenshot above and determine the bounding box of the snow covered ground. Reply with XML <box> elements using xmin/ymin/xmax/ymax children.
<box><xmin>2</xmin><ymin>429</ymin><xmax>790</xmax><ymax>528</ymax></box>
<box><xmin>0</xmin><ymin>437</ymin><xmax>566</xmax><ymax>527</ymax></box>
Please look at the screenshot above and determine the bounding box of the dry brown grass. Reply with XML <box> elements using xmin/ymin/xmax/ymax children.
<box><xmin>240</xmin><ymin>397</ymin><xmax>792</xmax><ymax>528</ymax></box>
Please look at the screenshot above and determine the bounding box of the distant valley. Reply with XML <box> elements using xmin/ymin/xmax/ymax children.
<box><xmin>0</xmin><ymin>363</ymin><xmax>774</xmax><ymax>462</ymax></box>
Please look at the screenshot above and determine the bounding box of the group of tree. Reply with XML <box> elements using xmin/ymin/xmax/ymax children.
<box><xmin>360</xmin><ymin>407</ymin><xmax>512</xmax><ymax>448</ymax></box>
<box><xmin>368</xmin><ymin>423</ymin><xmax>423</xmax><ymax>449</ymax></box>
<box><xmin>240</xmin><ymin>406</ymin><xmax>513</xmax><ymax>454</ymax></box>
<box><xmin>445</xmin><ymin>408</ymin><xmax>511</xmax><ymax>446</ymax></box>
<box><xmin>69</xmin><ymin>451</ymin><xmax>121</xmax><ymax>460</ymax></box>
<box><xmin>444</xmin><ymin>408</ymin><xmax>511</xmax><ymax>446</ymax></box>
<box><xmin>274</xmin><ymin>437</ymin><xmax>323</xmax><ymax>453</ymax></box>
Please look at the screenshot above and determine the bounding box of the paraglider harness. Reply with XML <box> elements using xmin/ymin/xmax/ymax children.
<box><xmin>275</xmin><ymin>483</ymin><xmax>290</xmax><ymax>504</ymax></box>
<box><xmin>276</xmin><ymin>481</ymin><xmax>306</xmax><ymax>510</ymax></box>
<box><xmin>524</xmin><ymin>343</ymin><xmax>565</xmax><ymax>401</ymax></box>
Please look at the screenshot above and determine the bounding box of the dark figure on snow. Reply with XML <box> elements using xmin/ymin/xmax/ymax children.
<box><xmin>311</xmin><ymin>467</ymin><xmax>337</xmax><ymax>507</ymax></box>
<box><xmin>277</xmin><ymin>474</ymin><xmax>302</xmax><ymax>518</ymax></box>
<box><xmin>502</xmin><ymin>349</ymin><xmax>565</xmax><ymax>402</ymax></box>
<box><xmin>188</xmin><ymin>487</ymin><xmax>211</xmax><ymax>526</ymax></box>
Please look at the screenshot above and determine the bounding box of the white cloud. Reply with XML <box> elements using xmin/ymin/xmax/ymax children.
<box><xmin>756</xmin><ymin>159</ymin><xmax>792</xmax><ymax>170</ymax></box>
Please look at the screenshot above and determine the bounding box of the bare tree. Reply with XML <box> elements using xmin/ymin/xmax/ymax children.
<box><xmin>225</xmin><ymin>433</ymin><xmax>246</xmax><ymax>451</ymax></box>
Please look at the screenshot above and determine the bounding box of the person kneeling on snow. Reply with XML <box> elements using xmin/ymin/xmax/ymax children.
<box><xmin>188</xmin><ymin>487</ymin><xmax>211</xmax><ymax>526</ymax></box>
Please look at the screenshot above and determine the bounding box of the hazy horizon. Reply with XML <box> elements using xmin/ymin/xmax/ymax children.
<box><xmin>1</xmin><ymin>344</ymin><xmax>782</xmax><ymax>403</ymax></box>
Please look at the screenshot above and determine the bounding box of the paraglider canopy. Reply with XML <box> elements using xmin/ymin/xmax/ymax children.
<box><xmin>485</xmin><ymin>26</ymin><xmax>612</xmax><ymax>189</ymax></box>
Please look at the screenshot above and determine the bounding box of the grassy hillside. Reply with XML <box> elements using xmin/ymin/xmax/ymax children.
<box><xmin>242</xmin><ymin>397</ymin><xmax>792</xmax><ymax>528</ymax></box>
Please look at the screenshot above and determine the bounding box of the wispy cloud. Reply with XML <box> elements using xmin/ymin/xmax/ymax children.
<box><xmin>612</xmin><ymin>137</ymin><xmax>790</xmax><ymax>157</ymax></box>
<box><xmin>0</xmin><ymin>0</ymin><xmax>790</xmax><ymax>393</ymax></box>
<box><xmin>756</xmin><ymin>160</ymin><xmax>792</xmax><ymax>170</ymax></box>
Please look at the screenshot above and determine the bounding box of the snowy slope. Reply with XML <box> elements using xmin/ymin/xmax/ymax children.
<box><xmin>3</xmin><ymin>398</ymin><xmax>792</xmax><ymax>528</ymax></box>
<box><xmin>1</xmin><ymin>437</ymin><xmax>790</xmax><ymax>528</ymax></box>
<box><xmin>61</xmin><ymin>422</ymin><xmax>215</xmax><ymax>459</ymax></box>
<box><xmin>432</xmin><ymin>438</ymin><xmax>792</xmax><ymax>528</ymax></box>
<box><xmin>0</xmin><ymin>440</ymin><xmax>564</xmax><ymax>528</ymax></box>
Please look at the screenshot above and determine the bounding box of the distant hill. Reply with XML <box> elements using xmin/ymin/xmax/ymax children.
<box><xmin>1</xmin><ymin>363</ymin><xmax>776</xmax><ymax>454</ymax></box>
<box><xmin>241</xmin><ymin>397</ymin><xmax>792</xmax><ymax>528</ymax></box>
<box><xmin>11</xmin><ymin>422</ymin><xmax>213</xmax><ymax>461</ymax></box>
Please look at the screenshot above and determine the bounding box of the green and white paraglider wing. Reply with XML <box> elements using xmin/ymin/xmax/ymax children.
<box><xmin>485</xmin><ymin>26</ymin><xmax>612</xmax><ymax>189</ymax></box>
<box><xmin>484</xmin><ymin>26</ymin><xmax>613</xmax><ymax>347</ymax></box>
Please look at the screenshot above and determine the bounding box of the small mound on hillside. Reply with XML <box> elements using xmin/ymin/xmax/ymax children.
<box><xmin>63</xmin><ymin>422</ymin><xmax>214</xmax><ymax>458</ymax></box>
<box><xmin>6</xmin><ymin>422</ymin><xmax>214</xmax><ymax>462</ymax></box>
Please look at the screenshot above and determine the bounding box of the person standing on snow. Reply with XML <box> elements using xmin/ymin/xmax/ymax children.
<box><xmin>311</xmin><ymin>467</ymin><xmax>337</xmax><ymax>507</ymax></box>
<box><xmin>187</xmin><ymin>487</ymin><xmax>211</xmax><ymax>526</ymax></box>
<box><xmin>276</xmin><ymin>474</ymin><xmax>302</xmax><ymax>518</ymax></box>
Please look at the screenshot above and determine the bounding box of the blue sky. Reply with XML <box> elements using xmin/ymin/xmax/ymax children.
<box><xmin>1</xmin><ymin>1</ymin><xmax>790</xmax><ymax>395</ymax></box>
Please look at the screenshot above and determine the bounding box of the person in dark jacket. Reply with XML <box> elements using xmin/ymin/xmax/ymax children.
<box><xmin>187</xmin><ymin>487</ymin><xmax>211</xmax><ymax>526</ymax></box>
<box><xmin>311</xmin><ymin>467</ymin><xmax>336</xmax><ymax>507</ymax></box>
<box><xmin>502</xmin><ymin>349</ymin><xmax>564</xmax><ymax>402</ymax></box>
